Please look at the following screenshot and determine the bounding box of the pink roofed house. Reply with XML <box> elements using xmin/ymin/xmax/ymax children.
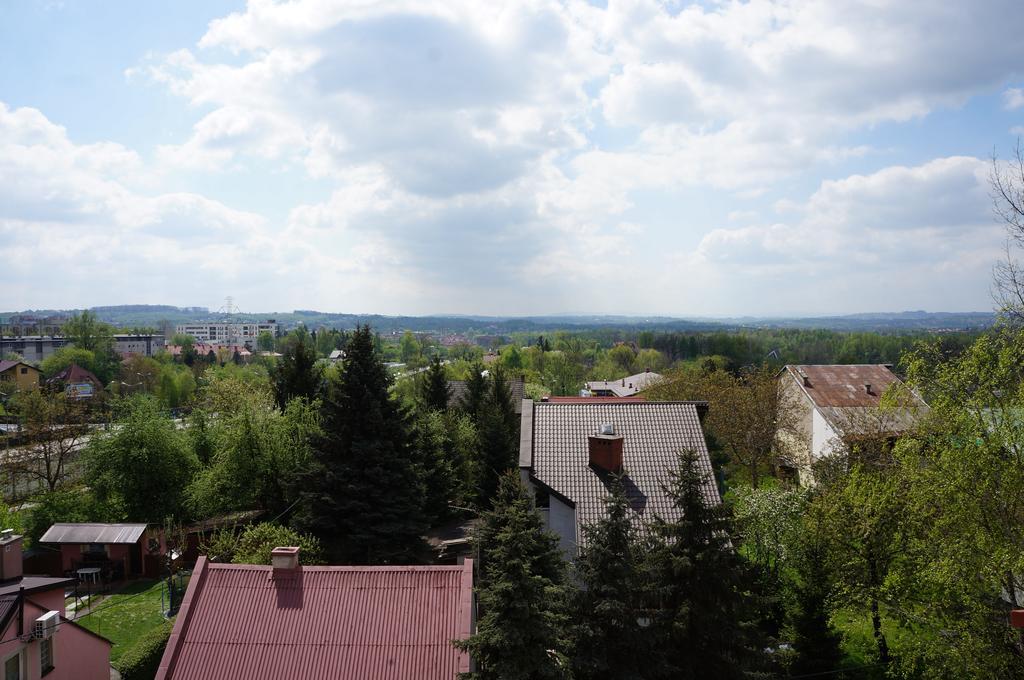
<box><xmin>156</xmin><ymin>548</ymin><xmax>474</xmax><ymax>680</ymax></box>
<box><xmin>0</xmin><ymin>530</ymin><xmax>111</xmax><ymax>680</ymax></box>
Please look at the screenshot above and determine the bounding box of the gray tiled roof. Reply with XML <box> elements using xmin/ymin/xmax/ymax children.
<box><xmin>585</xmin><ymin>371</ymin><xmax>663</xmax><ymax>397</ymax></box>
<box><xmin>522</xmin><ymin>400</ymin><xmax>718</xmax><ymax>546</ymax></box>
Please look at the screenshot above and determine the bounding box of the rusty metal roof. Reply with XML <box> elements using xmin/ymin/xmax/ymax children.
<box><xmin>39</xmin><ymin>523</ymin><xmax>147</xmax><ymax>545</ymax></box>
<box><xmin>521</xmin><ymin>401</ymin><xmax>719</xmax><ymax>548</ymax></box>
<box><xmin>784</xmin><ymin>364</ymin><xmax>919</xmax><ymax>408</ymax></box>
<box><xmin>157</xmin><ymin>559</ymin><xmax>474</xmax><ymax>680</ymax></box>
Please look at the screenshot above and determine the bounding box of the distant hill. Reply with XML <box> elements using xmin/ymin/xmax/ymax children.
<box><xmin>1</xmin><ymin>306</ymin><xmax>997</xmax><ymax>335</ymax></box>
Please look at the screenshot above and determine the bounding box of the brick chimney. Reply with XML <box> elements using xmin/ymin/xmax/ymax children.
<box><xmin>0</xmin><ymin>530</ymin><xmax>23</xmax><ymax>581</ymax></box>
<box><xmin>588</xmin><ymin>425</ymin><xmax>624</xmax><ymax>473</ymax></box>
<box><xmin>271</xmin><ymin>546</ymin><xmax>300</xmax><ymax>571</ymax></box>
<box><xmin>864</xmin><ymin>383</ymin><xmax>872</xmax><ymax>395</ymax></box>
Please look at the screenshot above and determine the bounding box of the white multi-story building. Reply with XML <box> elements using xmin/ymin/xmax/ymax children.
<box><xmin>175</xmin><ymin>320</ymin><xmax>281</xmax><ymax>345</ymax></box>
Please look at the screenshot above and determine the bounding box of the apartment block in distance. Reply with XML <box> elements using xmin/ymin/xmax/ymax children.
<box><xmin>175</xmin><ymin>320</ymin><xmax>281</xmax><ymax>345</ymax></box>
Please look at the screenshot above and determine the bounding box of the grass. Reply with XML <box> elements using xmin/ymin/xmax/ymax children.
<box><xmin>75</xmin><ymin>577</ymin><xmax>187</xmax><ymax>663</ymax></box>
<box><xmin>832</xmin><ymin>605</ymin><xmax>923</xmax><ymax>679</ymax></box>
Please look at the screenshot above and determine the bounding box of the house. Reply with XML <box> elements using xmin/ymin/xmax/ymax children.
<box><xmin>44</xmin><ymin>364</ymin><xmax>103</xmax><ymax>399</ymax></box>
<box><xmin>584</xmin><ymin>369</ymin><xmax>663</xmax><ymax>397</ymax></box>
<box><xmin>156</xmin><ymin>548</ymin><xmax>474</xmax><ymax>680</ymax></box>
<box><xmin>0</xmin><ymin>361</ymin><xmax>40</xmax><ymax>392</ymax></box>
<box><xmin>166</xmin><ymin>344</ymin><xmax>251</xmax><ymax>363</ymax></box>
<box><xmin>449</xmin><ymin>374</ymin><xmax>527</xmax><ymax>413</ymax></box>
<box><xmin>328</xmin><ymin>349</ymin><xmax>345</xmax><ymax>363</ymax></box>
<box><xmin>39</xmin><ymin>523</ymin><xmax>161</xmax><ymax>580</ymax></box>
<box><xmin>777</xmin><ymin>364</ymin><xmax>930</xmax><ymax>482</ymax></box>
<box><xmin>519</xmin><ymin>399</ymin><xmax>718</xmax><ymax>558</ymax></box>
<box><xmin>0</xmin><ymin>530</ymin><xmax>112</xmax><ymax>680</ymax></box>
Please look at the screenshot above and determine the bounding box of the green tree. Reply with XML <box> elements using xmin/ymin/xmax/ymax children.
<box><xmin>201</xmin><ymin>522</ymin><xmax>325</xmax><ymax>565</ymax></box>
<box><xmin>40</xmin><ymin>347</ymin><xmax>97</xmax><ymax>380</ymax></box>
<box><xmin>187</xmin><ymin>390</ymin><xmax>319</xmax><ymax>517</ymax></box>
<box><xmin>572</xmin><ymin>474</ymin><xmax>653</xmax><ymax>680</ymax></box>
<box><xmin>473</xmin><ymin>371</ymin><xmax>519</xmax><ymax>507</ymax></box>
<box><xmin>459</xmin><ymin>364</ymin><xmax>489</xmax><ymax>417</ymax></box>
<box><xmin>84</xmin><ymin>396</ymin><xmax>198</xmax><ymax>522</ymax></box>
<box><xmin>645</xmin><ymin>449</ymin><xmax>768</xmax><ymax>679</ymax></box>
<box><xmin>257</xmin><ymin>331</ymin><xmax>276</xmax><ymax>352</ymax></box>
<box><xmin>399</xmin><ymin>331</ymin><xmax>421</xmax><ymax>365</ymax></box>
<box><xmin>456</xmin><ymin>472</ymin><xmax>571</xmax><ymax>679</ymax></box>
<box><xmin>418</xmin><ymin>356</ymin><xmax>451</xmax><ymax>412</ymax></box>
<box><xmin>291</xmin><ymin>325</ymin><xmax>427</xmax><ymax>564</ymax></box>
<box><xmin>787</xmin><ymin>521</ymin><xmax>844</xmax><ymax>678</ymax></box>
<box><xmin>272</xmin><ymin>328</ymin><xmax>322</xmax><ymax>410</ymax></box>
<box><xmin>62</xmin><ymin>311</ymin><xmax>117</xmax><ymax>382</ymax></box>
<box><xmin>412</xmin><ymin>410</ymin><xmax>473</xmax><ymax>523</ymax></box>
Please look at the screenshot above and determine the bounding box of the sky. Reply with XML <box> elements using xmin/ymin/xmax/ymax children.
<box><xmin>1</xmin><ymin>0</ymin><xmax>1023</xmax><ymax>317</ymax></box>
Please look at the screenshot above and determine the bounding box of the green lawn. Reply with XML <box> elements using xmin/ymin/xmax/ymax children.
<box><xmin>76</xmin><ymin>578</ymin><xmax>186</xmax><ymax>663</ymax></box>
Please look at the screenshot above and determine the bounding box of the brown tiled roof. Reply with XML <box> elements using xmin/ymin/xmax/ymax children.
<box><xmin>521</xmin><ymin>400</ymin><xmax>718</xmax><ymax>547</ymax></box>
<box><xmin>45</xmin><ymin>363</ymin><xmax>102</xmax><ymax>388</ymax></box>
<box><xmin>157</xmin><ymin>559</ymin><xmax>474</xmax><ymax>680</ymax></box>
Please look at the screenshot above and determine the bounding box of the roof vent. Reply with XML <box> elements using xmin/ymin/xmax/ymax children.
<box><xmin>599</xmin><ymin>423</ymin><xmax>615</xmax><ymax>435</ymax></box>
<box><xmin>864</xmin><ymin>383</ymin><xmax>872</xmax><ymax>394</ymax></box>
<box><xmin>271</xmin><ymin>546</ymin><xmax>300</xmax><ymax>571</ymax></box>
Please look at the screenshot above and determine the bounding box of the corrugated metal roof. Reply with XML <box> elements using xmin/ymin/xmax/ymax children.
<box><xmin>784</xmin><ymin>365</ymin><xmax>929</xmax><ymax>435</ymax></box>
<box><xmin>158</xmin><ymin>560</ymin><xmax>474</xmax><ymax>680</ymax></box>
<box><xmin>39</xmin><ymin>523</ymin><xmax>148</xmax><ymax>544</ymax></box>
<box><xmin>525</xmin><ymin>401</ymin><xmax>719</xmax><ymax>547</ymax></box>
<box><xmin>785</xmin><ymin>364</ymin><xmax>918</xmax><ymax>408</ymax></box>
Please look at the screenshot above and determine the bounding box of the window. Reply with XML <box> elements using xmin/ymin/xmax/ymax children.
<box><xmin>39</xmin><ymin>638</ymin><xmax>53</xmax><ymax>674</ymax></box>
<box><xmin>3</xmin><ymin>652</ymin><xmax>19</xmax><ymax>680</ymax></box>
<box><xmin>19</xmin><ymin>368</ymin><xmax>27</xmax><ymax>375</ymax></box>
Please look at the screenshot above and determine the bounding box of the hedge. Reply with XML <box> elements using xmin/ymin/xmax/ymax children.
<box><xmin>115</xmin><ymin>619</ymin><xmax>174</xmax><ymax>680</ymax></box>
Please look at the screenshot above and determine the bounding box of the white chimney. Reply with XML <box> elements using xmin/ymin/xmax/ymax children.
<box><xmin>271</xmin><ymin>546</ymin><xmax>300</xmax><ymax>571</ymax></box>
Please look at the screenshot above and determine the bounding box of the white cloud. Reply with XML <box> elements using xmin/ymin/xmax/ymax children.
<box><xmin>1005</xmin><ymin>88</ymin><xmax>1024</xmax><ymax>110</ymax></box>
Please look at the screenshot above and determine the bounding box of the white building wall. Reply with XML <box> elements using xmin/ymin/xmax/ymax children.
<box><xmin>811</xmin><ymin>408</ymin><xmax>842</xmax><ymax>461</ymax></box>
<box><xmin>547</xmin><ymin>495</ymin><xmax>577</xmax><ymax>560</ymax></box>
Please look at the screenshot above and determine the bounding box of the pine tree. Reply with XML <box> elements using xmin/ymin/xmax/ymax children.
<box><xmin>788</xmin><ymin>537</ymin><xmax>844</xmax><ymax>677</ymax></box>
<box><xmin>572</xmin><ymin>474</ymin><xmax>653</xmax><ymax>680</ymax></box>
<box><xmin>473</xmin><ymin>371</ymin><xmax>519</xmax><ymax>507</ymax></box>
<box><xmin>459</xmin><ymin>364</ymin><xmax>489</xmax><ymax>418</ymax></box>
<box><xmin>273</xmin><ymin>328</ymin><xmax>322</xmax><ymax>410</ymax></box>
<box><xmin>457</xmin><ymin>472</ymin><xmax>571</xmax><ymax>680</ymax></box>
<box><xmin>418</xmin><ymin>356</ymin><xmax>451</xmax><ymax>412</ymax></box>
<box><xmin>291</xmin><ymin>325</ymin><xmax>427</xmax><ymax>564</ymax></box>
<box><xmin>645</xmin><ymin>449</ymin><xmax>768</xmax><ymax>679</ymax></box>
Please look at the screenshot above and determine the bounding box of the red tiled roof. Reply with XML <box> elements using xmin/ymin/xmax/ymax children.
<box><xmin>157</xmin><ymin>558</ymin><xmax>474</xmax><ymax>680</ymax></box>
<box><xmin>46</xmin><ymin>363</ymin><xmax>102</xmax><ymax>387</ymax></box>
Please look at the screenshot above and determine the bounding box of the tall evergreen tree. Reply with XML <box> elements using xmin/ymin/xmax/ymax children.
<box><xmin>459</xmin><ymin>364</ymin><xmax>489</xmax><ymax>417</ymax></box>
<box><xmin>471</xmin><ymin>369</ymin><xmax>520</xmax><ymax>506</ymax></box>
<box><xmin>572</xmin><ymin>474</ymin><xmax>653</xmax><ymax>680</ymax></box>
<box><xmin>787</xmin><ymin>534</ymin><xmax>844</xmax><ymax>677</ymax></box>
<box><xmin>418</xmin><ymin>356</ymin><xmax>451</xmax><ymax>412</ymax></box>
<box><xmin>291</xmin><ymin>325</ymin><xmax>427</xmax><ymax>564</ymax></box>
<box><xmin>273</xmin><ymin>328</ymin><xmax>322</xmax><ymax>410</ymax></box>
<box><xmin>645</xmin><ymin>449</ymin><xmax>768</xmax><ymax>679</ymax></box>
<box><xmin>457</xmin><ymin>472</ymin><xmax>571</xmax><ymax>680</ymax></box>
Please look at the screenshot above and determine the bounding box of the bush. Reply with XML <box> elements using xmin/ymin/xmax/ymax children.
<box><xmin>116</xmin><ymin>619</ymin><xmax>174</xmax><ymax>680</ymax></box>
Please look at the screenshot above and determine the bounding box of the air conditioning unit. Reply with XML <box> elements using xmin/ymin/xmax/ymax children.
<box><xmin>33</xmin><ymin>611</ymin><xmax>59</xmax><ymax>640</ymax></box>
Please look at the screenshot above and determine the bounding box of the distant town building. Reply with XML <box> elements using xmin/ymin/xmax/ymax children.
<box><xmin>0</xmin><ymin>361</ymin><xmax>41</xmax><ymax>392</ymax></box>
<box><xmin>776</xmin><ymin>364</ymin><xmax>930</xmax><ymax>483</ymax></box>
<box><xmin>45</xmin><ymin>365</ymin><xmax>103</xmax><ymax>399</ymax></box>
<box><xmin>0</xmin><ymin>335</ymin><xmax>164</xmax><ymax>363</ymax></box>
<box><xmin>175</xmin><ymin>320</ymin><xmax>281</xmax><ymax>345</ymax></box>
<box><xmin>518</xmin><ymin>399</ymin><xmax>717</xmax><ymax>558</ymax></box>
<box><xmin>584</xmin><ymin>369</ymin><xmax>663</xmax><ymax>397</ymax></box>
<box><xmin>156</xmin><ymin>549</ymin><xmax>473</xmax><ymax>680</ymax></box>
